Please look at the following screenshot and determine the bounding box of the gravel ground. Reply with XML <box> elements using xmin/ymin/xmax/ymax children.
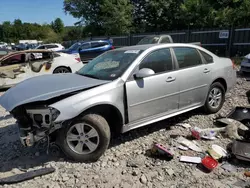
<box><xmin>0</xmin><ymin>74</ymin><xmax>250</xmax><ymax>188</ymax></box>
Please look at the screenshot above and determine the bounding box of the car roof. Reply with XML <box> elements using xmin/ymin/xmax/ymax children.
<box><xmin>39</xmin><ymin>43</ymin><xmax>61</xmax><ymax>46</ymax></box>
<box><xmin>78</xmin><ymin>39</ymin><xmax>110</xmax><ymax>43</ymax></box>
<box><xmin>114</xmin><ymin>43</ymin><xmax>201</xmax><ymax>51</ymax></box>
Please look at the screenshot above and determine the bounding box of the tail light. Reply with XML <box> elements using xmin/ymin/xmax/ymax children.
<box><xmin>75</xmin><ymin>57</ymin><xmax>81</xmax><ymax>62</ymax></box>
<box><xmin>111</xmin><ymin>46</ymin><xmax>115</xmax><ymax>50</ymax></box>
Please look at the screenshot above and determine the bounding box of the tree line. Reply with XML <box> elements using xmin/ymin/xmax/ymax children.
<box><xmin>0</xmin><ymin>18</ymin><xmax>87</xmax><ymax>43</ymax></box>
<box><xmin>1</xmin><ymin>0</ymin><xmax>250</xmax><ymax>43</ymax></box>
<box><xmin>64</xmin><ymin>0</ymin><xmax>250</xmax><ymax>35</ymax></box>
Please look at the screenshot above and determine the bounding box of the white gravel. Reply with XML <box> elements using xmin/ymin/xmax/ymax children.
<box><xmin>0</xmin><ymin>75</ymin><xmax>250</xmax><ymax>188</ymax></box>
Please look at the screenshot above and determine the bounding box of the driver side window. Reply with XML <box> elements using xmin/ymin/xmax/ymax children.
<box><xmin>139</xmin><ymin>48</ymin><xmax>173</xmax><ymax>74</ymax></box>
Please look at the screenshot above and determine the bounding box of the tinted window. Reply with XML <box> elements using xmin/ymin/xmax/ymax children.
<box><xmin>80</xmin><ymin>43</ymin><xmax>90</xmax><ymax>50</ymax></box>
<box><xmin>53</xmin><ymin>52</ymin><xmax>61</xmax><ymax>58</ymax></box>
<box><xmin>46</xmin><ymin>45</ymin><xmax>58</xmax><ymax>49</ymax></box>
<box><xmin>91</xmin><ymin>42</ymin><xmax>109</xmax><ymax>48</ymax></box>
<box><xmin>37</xmin><ymin>45</ymin><xmax>45</xmax><ymax>49</ymax></box>
<box><xmin>199</xmin><ymin>50</ymin><xmax>213</xmax><ymax>63</ymax></box>
<box><xmin>173</xmin><ymin>47</ymin><xmax>202</xmax><ymax>68</ymax></box>
<box><xmin>137</xmin><ymin>36</ymin><xmax>160</xmax><ymax>45</ymax></box>
<box><xmin>139</xmin><ymin>48</ymin><xmax>173</xmax><ymax>74</ymax></box>
<box><xmin>42</xmin><ymin>52</ymin><xmax>52</xmax><ymax>59</ymax></box>
<box><xmin>160</xmin><ymin>36</ymin><xmax>171</xmax><ymax>43</ymax></box>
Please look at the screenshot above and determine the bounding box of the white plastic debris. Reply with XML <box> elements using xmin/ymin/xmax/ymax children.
<box><xmin>177</xmin><ymin>137</ymin><xmax>202</xmax><ymax>152</ymax></box>
<box><xmin>179</xmin><ymin>156</ymin><xmax>202</xmax><ymax>164</ymax></box>
<box><xmin>178</xmin><ymin>145</ymin><xmax>189</xmax><ymax>151</ymax></box>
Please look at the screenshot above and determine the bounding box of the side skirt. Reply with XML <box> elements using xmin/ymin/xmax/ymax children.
<box><xmin>121</xmin><ymin>104</ymin><xmax>202</xmax><ymax>133</ymax></box>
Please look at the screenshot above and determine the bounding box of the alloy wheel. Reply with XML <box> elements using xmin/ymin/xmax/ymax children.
<box><xmin>66</xmin><ymin>123</ymin><xmax>100</xmax><ymax>155</ymax></box>
<box><xmin>208</xmin><ymin>87</ymin><xmax>222</xmax><ymax>109</ymax></box>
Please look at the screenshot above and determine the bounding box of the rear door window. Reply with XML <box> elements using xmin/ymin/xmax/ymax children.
<box><xmin>46</xmin><ymin>45</ymin><xmax>58</xmax><ymax>49</ymax></box>
<box><xmin>173</xmin><ymin>47</ymin><xmax>203</xmax><ymax>69</ymax></box>
<box><xmin>80</xmin><ymin>43</ymin><xmax>90</xmax><ymax>50</ymax></box>
<box><xmin>199</xmin><ymin>50</ymin><xmax>213</xmax><ymax>63</ymax></box>
<box><xmin>91</xmin><ymin>42</ymin><xmax>109</xmax><ymax>48</ymax></box>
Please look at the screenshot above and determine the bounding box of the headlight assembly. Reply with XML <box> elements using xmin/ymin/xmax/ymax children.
<box><xmin>50</xmin><ymin>107</ymin><xmax>60</xmax><ymax>121</ymax></box>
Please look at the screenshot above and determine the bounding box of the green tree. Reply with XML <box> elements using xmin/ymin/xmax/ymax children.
<box><xmin>100</xmin><ymin>0</ymin><xmax>133</xmax><ymax>35</ymax></box>
<box><xmin>51</xmin><ymin>18</ymin><xmax>64</xmax><ymax>33</ymax></box>
<box><xmin>64</xmin><ymin>0</ymin><xmax>133</xmax><ymax>35</ymax></box>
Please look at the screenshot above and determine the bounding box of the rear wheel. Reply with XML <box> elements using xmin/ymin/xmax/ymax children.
<box><xmin>203</xmin><ymin>82</ymin><xmax>225</xmax><ymax>114</ymax></box>
<box><xmin>53</xmin><ymin>67</ymin><xmax>71</xmax><ymax>74</ymax></box>
<box><xmin>57</xmin><ymin>114</ymin><xmax>111</xmax><ymax>162</ymax></box>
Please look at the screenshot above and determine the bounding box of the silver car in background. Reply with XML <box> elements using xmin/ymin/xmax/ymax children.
<box><xmin>0</xmin><ymin>43</ymin><xmax>237</xmax><ymax>162</ymax></box>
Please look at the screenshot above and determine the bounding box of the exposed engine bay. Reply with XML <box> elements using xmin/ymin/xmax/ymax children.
<box><xmin>11</xmin><ymin>104</ymin><xmax>62</xmax><ymax>147</ymax></box>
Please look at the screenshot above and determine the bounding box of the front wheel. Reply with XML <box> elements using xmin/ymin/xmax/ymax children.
<box><xmin>53</xmin><ymin>67</ymin><xmax>70</xmax><ymax>74</ymax></box>
<box><xmin>203</xmin><ymin>82</ymin><xmax>225</xmax><ymax>114</ymax></box>
<box><xmin>57</xmin><ymin>114</ymin><xmax>111</xmax><ymax>162</ymax></box>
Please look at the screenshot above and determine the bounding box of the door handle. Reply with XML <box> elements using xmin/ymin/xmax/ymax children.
<box><xmin>203</xmin><ymin>68</ymin><xmax>210</xmax><ymax>73</ymax></box>
<box><xmin>166</xmin><ymin>77</ymin><xmax>176</xmax><ymax>82</ymax></box>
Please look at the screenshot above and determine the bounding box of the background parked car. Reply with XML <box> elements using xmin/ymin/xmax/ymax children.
<box><xmin>36</xmin><ymin>43</ymin><xmax>65</xmax><ymax>51</ymax></box>
<box><xmin>240</xmin><ymin>53</ymin><xmax>250</xmax><ymax>73</ymax></box>
<box><xmin>32</xmin><ymin>43</ymin><xmax>65</xmax><ymax>59</ymax></box>
<box><xmin>0</xmin><ymin>42</ymin><xmax>8</xmax><ymax>48</ymax></box>
<box><xmin>59</xmin><ymin>39</ymin><xmax>114</xmax><ymax>63</ymax></box>
<box><xmin>137</xmin><ymin>35</ymin><xmax>201</xmax><ymax>46</ymax></box>
<box><xmin>0</xmin><ymin>50</ymin><xmax>83</xmax><ymax>89</ymax></box>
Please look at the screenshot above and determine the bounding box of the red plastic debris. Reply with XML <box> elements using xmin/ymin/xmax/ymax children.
<box><xmin>202</xmin><ymin>156</ymin><xmax>218</xmax><ymax>171</ymax></box>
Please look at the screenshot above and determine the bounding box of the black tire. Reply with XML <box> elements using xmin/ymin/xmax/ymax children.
<box><xmin>57</xmin><ymin>114</ymin><xmax>111</xmax><ymax>162</ymax></box>
<box><xmin>53</xmin><ymin>67</ymin><xmax>71</xmax><ymax>74</ymax></box>
<box><xmin>203</xmin><ymin>82</ymin><xmax>225</xmax><ymax>114</ymax></box>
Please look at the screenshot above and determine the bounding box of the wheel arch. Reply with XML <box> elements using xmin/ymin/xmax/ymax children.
<box><xmin>77</xmin><ymin>104</ymin><xmax>124</xmax><ymax>134</ymax></box>
<box><xmin>211</xmin><ymin>77</ymin><xmax>227</xmax><ymax>92</ymax></box>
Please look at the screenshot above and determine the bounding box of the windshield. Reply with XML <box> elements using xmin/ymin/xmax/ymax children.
<box><xmin>68</xmin><ymin>42</ymin><xmax>82</xmax><ymax>50</ymax></box>
<box><xmin>76</xmin><ymin>49</ymin><xmax>143</xmax><ymax>80</ymax></box>
<box><xmin>137</xmin><ymin>36</ymin><xmax>160</xmax><ymax>45</ymax></box>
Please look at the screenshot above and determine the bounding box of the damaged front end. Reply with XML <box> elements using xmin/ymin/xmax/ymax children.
<box><xmin>11</xmin><ymin>105</ymin><xmax>62</xmax><ymax>147</ymax></box>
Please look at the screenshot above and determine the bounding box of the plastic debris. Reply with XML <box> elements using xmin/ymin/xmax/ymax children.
<box><xmin>191</xmin><ymin>127</ymin><xmax>217</xmax><ymax>140</ymax></box>
<box><xmin>178</xmin><ymin>145</ymin><xmax>189</xmax><ymax>151</ymax></box>
<box><xmin>201</xmin><ymin>156</ymin><xmax>218</xmax><ymax>172</ymax></box>
<box><xmin>179</xmin><ymin>156</ymin><xmax>202</xmax><ymax>163</ymax></box>
<box><xmin>231</xmin><ymin>140</ymin><xmax>250</xmax><ymax>162</ymax></box>
<box><xmin>221</xmin><ymin>163</ymin><xmax>237</xmax><ymax>172</ymax></box>
<box><xmin>177</xmin><ymin>137</ymin><xmax>202</xmax><ymax>152</ymax></box>
<box><xmin>207</xmin><ymin>144</ymin><xmax>227</xmax><ymax>160</ymax></box>
<box><xmin>150</xmin><ymin>143</ymin><xmax>174</xmax><ymax>160</ymax></box>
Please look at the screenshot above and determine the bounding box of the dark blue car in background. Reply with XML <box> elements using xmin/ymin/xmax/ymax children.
<box><xmin>59</xmin><ymin>39</ymin><xmax>114</xmax><ymax>63</ymax></box>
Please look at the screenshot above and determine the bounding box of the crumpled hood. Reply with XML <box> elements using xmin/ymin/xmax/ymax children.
<box><xmin>0</xmin><ymin>73</ymin><xmax>110</xmax><ymax>112</ymax></box>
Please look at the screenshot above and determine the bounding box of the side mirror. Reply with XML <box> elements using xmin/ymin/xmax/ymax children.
<box><xmin>134</xmin><ymin>68</ymin><xmax>155</xmax><ymax>79</ymax></box>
